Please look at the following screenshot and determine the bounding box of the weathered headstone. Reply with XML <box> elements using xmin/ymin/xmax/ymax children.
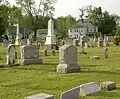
<box><xmin>57</xmin><ymin>45</ymin><xmax>80</xmax><ymax>73</ymax></box>
<box><xmin>73</xmin><ymin>39</ymin><xmax>78</xmax><ymax>46</ymax></box>
<box><xmin>100</xmin><ymin>81</ymin><xmax>116</xmax><ymax>91</ymax></box>
<box><xmin>104</xmin><ymin>47</ymin><xmax>108</xmax><ymax>59</ymax></box>
<box><xmin>104</xmin><ymin>36</ymin><xmax>109</xmax><ymax>47</ymax></box>
<box><xmin>20</xmin><ymin>45</ymin><xmax>42</xmax><ymax>65</ymax></box>
<box><xmin>98</xmin><ymin>37</ymin><xmax>103</xmax><ymax>47</ymax></box>
<box><xmin>51</xmin><ymin>49</ymin><xmax>55</xmax><ymax>56</ymax></box>
<box><xmin>60</xmin><ymin>86</ymin><xmax>80</xmax><ymax>99</ymax></box>
<box><xmin>44</xmin><ymin>49</ymin><xmax>48</xmax><ymax>56</ymax></box>
<box><xmin>7</xmin><ymin>44</ymin><xmax>16</xmax><ymax>65</ymax></box>
<box><xmin>3</xmin><ymin>40</ymin><xmax>9</xmax><ymax>48</ymax></box>
<box><xmin>26</xmin><ymin>93</ymin><xmax>54</xmax><ymax>99</ymax></box>
<box><xmin>20</xmin><ymin>39</ymin><xmax>27</xmax><ymax>46</ymax></box>
<box><xmin>80</xmin><ymin>40</ymin><xmax>85</xmax><ymax>54</ymax></box>
<box><xmin>80</xmin><ymin>82</ymin><xmax>101</xmax><ymax>96</ymax></box>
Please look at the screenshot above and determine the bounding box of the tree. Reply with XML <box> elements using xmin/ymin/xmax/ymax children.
<box><xmin>16</xmin><ymin>0</ymin><xmax>57</xmax><ymax>40</ymax></box>
<box><xmin>0</xmin><ymin>17</ymin><xmax>5</xmax><ymax>37</ymax></box>
<box><xmin>83</xmin><ymin>5</ymin><xmax>117</xmax><ymax>36</ymax></box>
<box><xmin>56</xmin><ymin>15</ymin><xmax>76</xmax><ymax>38</ymax></box>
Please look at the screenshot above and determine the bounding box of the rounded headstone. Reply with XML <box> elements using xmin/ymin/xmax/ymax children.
<box><xmin>7</xmin><ymin>44</ymin><xmax>16</xmax><ymax>65</ymax></box>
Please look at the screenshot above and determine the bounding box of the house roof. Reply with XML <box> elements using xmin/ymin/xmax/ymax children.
<box><xmin>69</xmin><ymin>20</ymin><xmax>98</xmax><ymax>29</ymax></box>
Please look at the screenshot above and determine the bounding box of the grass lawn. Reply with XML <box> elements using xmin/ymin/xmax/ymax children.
<box><xmin>0</xmin><ymin>44</ymin><xmax>120</xmax><ymax>99</ymax></box>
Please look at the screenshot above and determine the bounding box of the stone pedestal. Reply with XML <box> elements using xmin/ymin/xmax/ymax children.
<box><xmin>57</xmin><ymin>45</ymin><xmax>80</xmax><ymax>73</ymax></box>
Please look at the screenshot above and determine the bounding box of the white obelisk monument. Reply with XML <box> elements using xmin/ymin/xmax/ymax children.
<box><xmin>45</xmin><ymin>18</ymin><xmax>56</xmax><ymax>49</ymax></box>
<box><xmin>15</xmin><ymin>23</ymin><xmax>20</xmax><ymax>45</ymax></box>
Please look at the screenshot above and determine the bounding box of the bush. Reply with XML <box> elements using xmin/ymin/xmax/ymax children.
<box><xmin>113</xmin><ymin>36</ymin><xmax>120</xmax><ymax>46</ymax></box>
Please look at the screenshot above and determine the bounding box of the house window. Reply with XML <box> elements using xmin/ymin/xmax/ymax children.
<box><xmin>94</xmin><ymin>28</ymin><xmax>96</xmax><ymax>32</ymax></box>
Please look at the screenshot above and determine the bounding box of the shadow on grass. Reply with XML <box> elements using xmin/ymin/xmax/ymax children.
<box><xmin>96</xmin><ymin>91</ymin><xmax>120</xmax><ymax>97</ymax></box>
<box><xmin>81</xmin><ymin>64</ymin><xmax>102</xmax><ymax>68</ymax></box>
<box><xmin>81</xmin><ymin>70</ymin><xmax>120</xmax><ymax>75</ymax></box>
<box><xmin>11</xmin><ymin>63</ymin><xmax>57</xmax><ymax>72</ymax></box>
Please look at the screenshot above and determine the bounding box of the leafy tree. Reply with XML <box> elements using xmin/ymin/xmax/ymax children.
<box><xmin>78</xmin><ymin>6</ymin><xmax>117</xmax><ymax>36</ymax></box>
<box><xmin>56</xmin><ymin>15</ymin><xmax>76</xmax><ymax>38</ymax></box>
<box><xmin>0</xmin><ymin>17</ymin><xmax>5</xmax><ymax>37</ymax></box>
<box><xmin>16</xmin><ymin>0</ymin><xmax>57</xmax><ymax>40</ymax></box>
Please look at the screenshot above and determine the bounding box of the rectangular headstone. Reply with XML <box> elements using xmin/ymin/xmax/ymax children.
<box><xmin>80</xmin><ymin>82</ymin><xmax>101</xmax><ymax>96</ymax></box>
<box><xmin>3</xmin><ymin>40</ymin><xmax>9</xmax><ymax>48</ymax></box>
<box><xmin>60</xmin><ymin>86</ymin><xmax>80</xmax><ymax>99</ymax></box>
<box><xmin>26</xmin><ymin>93</ymin><xmax>54</xmax><ymax>99</ymax></box>
<box><xmin>20</xmin><ymin>45</ymin><xmax>42</xmax><ymax>65</ymax></box>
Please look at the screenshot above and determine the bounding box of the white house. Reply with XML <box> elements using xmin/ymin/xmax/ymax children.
<box><xmin>68</xmin><ymin>20</ymin><xmax>101</xmax><ymax>39</ymax></box>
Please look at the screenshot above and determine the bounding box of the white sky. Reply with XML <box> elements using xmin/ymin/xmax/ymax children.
<box><xmin>9</xmin><ymin>0</ymin><xmax>120</xmax><ymax>18</ymax></box>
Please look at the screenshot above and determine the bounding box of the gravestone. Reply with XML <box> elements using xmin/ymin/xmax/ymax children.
<box><xmin>20</xmin><ymin>45</ymin><xmax>42</xmax><ymax>65</ymax></box>
<box><xmin>60</xmin><ymin>86</ymin><xmax>80</xmax><ymax>99</ymax></box>
<box><xmin>98</xmin><ymin>37</ymin><xmax>103</xmax><ymax>47</ymax></box>
<box><xmin>104</xmin><ymin>36</ymin><xmax>109</xmax><ymax>47</ymax></box>
<box><xmin>6</xmin><ymin>44</ymin><xmax>16</xmax><ymax>65</ymax></box>
<box><xmin>45</xmin><ymin>18</ymin><xmax>56</xmax><ymax>49</ymax></box>
<box><xmin>26</xmin><ymin>93</ymin><xmax>54</xmax><ymax>99</ymax></box>
<box><xmin>15</xmin><ymin>23</ymin><xmax>21</xmax><ymax>45</ymax></box>
<box><xmin>100</xmin><ymin>81</ymin><xmax>116</xmax><ymax>91</ymax></box>
<box><xmin>3</xmin><ymin>40</ymin><xmax>9</xmax><ymax>48</ymax></box>
<box><xmin>20</xmin><ymin>39</ymin><xmax>27</xmax><ymax>46</ymax></box>
<box><xmin>27</xmin><ymin>39</ymin><xmax>31</xmax><ymax>45</ymax></box>
<box><xmin>57</xmin><ymin>45</ymin><xmax>80</xmax><ymax>73</ymax></box>
<box><xmin>73</xmin><ymin>39</ymin><xmax>79</xmax><ymax>46</ymax></box>
<box><xmin>51</xmin><ymin>49</ymin><xmax>55</xmax><ymax>56</ymax></box>
<box><xmin>80</xmin><ymin>82</ymin><xmax>101</xmax><ymax>96</ymax></box>
<box><xmin>44</xmin><ymin>49</ymin><xmax>48</xmax><ymax>56</ymax></box>
<box><xmin>80</xmin><ymin>40</ymin><xmax>85</xmax><ymax>54</ymax></box>
<box><xmin>104</xmin><ymin>47</ymin><xmax>108</xmax><ymax>59</ymax></box>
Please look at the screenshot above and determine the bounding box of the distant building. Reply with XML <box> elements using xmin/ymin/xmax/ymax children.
<box><xmin>6</xmin><ymin>27</ymin><xmax>32</xmax><ymax>39</ymax></box>
<box><xmin>68</xmin><ymin>20</ymin><xmax>101</xmax><ymax>39</ymax></box>
<box><xmin>6</xmin><ymin>27</ymin><xmax>59</xmax><ymax>41</ymax></box>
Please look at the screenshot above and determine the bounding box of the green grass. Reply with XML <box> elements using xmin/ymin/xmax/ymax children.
<box><xmin>0</xmin><ymin>44</ymin><xmax>120</xmax><ymax>99</ymax></box>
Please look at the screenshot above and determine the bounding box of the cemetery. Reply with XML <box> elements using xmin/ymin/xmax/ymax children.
<box><xmin>1</xmin><ymin>0</ymin><xmax>120</xmax><ymax>99</ymax></box>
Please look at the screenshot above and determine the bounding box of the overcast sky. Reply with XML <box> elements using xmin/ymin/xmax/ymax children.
<box><xmin>9</xmin><ymin>0</ymin><xmax>120</xmax><ymax>18</ymax></box>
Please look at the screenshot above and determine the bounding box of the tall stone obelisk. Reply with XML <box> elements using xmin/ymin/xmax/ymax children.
<box><xmin>15</xmin><ymin>22</ymin><xmax>20</xmax><ymax>45</ymax></box>
<box><xmin>45</xmin><ymin>18</ymin><xmax>56</xmax><ymax>49</ymax></box>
